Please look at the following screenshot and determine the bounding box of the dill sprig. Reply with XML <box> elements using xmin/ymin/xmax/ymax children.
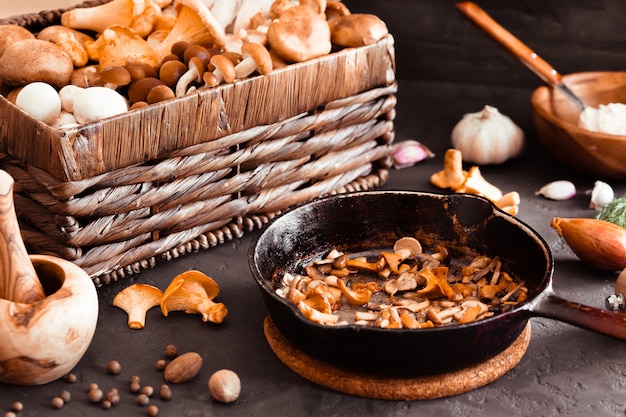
<box><xmin>596</xmin><ymin>193</ymin><xmax>626</xmax><ymax>229</ymax></box>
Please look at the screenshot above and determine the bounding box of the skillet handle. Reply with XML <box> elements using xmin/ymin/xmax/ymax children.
<box><xmin>533</xmin><ymin>291</ymin><xmax>626</xmax><ymax>340</ymax></box>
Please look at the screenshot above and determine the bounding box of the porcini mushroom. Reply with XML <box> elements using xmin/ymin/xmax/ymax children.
<box><xmin>160</xmin><ymin>270</ymin><xmax>228</xmax><ymax>324</ymax></box>
<box><xmin>61</xmin><ymin>0</ymin><xmax>146</xmax><ymax>33</ymax></box>
<box><xmin>113</xmin><ymin>283</ymin><xmax>163</xmax><ymax>329</ymax></box>
<box><xmin>0</xmin><ymin>39</ymin><xmax>73</xmax><ymax>88</ymax></box>
<box><xmin>329</xmin><ymin>13</ymin><xmax>389</xmax><ymax>47</ymax></box>
<box><xmin>267</xmin><ymin>5</ymin><xmax>332</xmax><ymax>63</ymax></box>
<box><xmin>234</xmin><ymin>42</ymin><xmax>272</xmax><ymax>79</ymax></box>
<box><xmin>152</xmin><ymin>0</ymin><xmax>227</xmax><ymax>62</ymax></box>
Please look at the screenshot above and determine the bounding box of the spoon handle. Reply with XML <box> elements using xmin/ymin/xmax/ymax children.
<box><xmin>455</xmin><ymin>2</ymin><xmax>563</xmax><ymax>86</ymax></box>
<box><xmin>0</xmin><ymin>170</ymin><xmax>45</xmax><ymax>303</ymax></box>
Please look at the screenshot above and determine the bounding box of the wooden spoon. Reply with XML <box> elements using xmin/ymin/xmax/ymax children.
<box><xmin>455</xmin><ymin>1</ymin><xmax>587</xmax><ymax>111</ymax></box>
<box><xmin>0</xmin><ymin>170</ymin><xmax>45</xmax><ymax>303</ymax></box>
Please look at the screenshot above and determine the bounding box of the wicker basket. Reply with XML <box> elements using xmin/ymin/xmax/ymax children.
<box><xmin>0</xmin><ymin>2</ymin><xmax>397</xmax><ymax>286</ymax></box>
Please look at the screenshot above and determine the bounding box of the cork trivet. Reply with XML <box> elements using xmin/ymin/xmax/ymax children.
<box><xmin>264</xmin><ymin>316</ymin><xmax>531</xmax><ymax>400</ymax></box>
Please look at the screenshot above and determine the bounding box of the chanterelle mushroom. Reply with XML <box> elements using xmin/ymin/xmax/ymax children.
<box><xmin>85</xmin><ymin>25</ymin><xmax>159</xmax><ymax>70</ymax></box>
<box><xmin>61</xmin><ymin>0</ymin><xmax>146</xmax><ymax>33</ymax></box>
<box><xmin>152</xmin><ymin>0</ymin><xmax>227</xmax><ymax>62</ymax></box>
<box><xmin>113</xmin><ymin>283</ymin><xmax>163</xmax><ymax>329</ymax></box>
<box><xmin>160</xmin><ymin>270</ymin><xmax>228</xmax><ymax>324</ymax></box>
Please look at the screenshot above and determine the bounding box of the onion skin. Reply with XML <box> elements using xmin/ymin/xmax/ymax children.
<box><xmin>551</xmin><ymin>217</ymin><xmax>626</xmax><ymax>272</ymax></box>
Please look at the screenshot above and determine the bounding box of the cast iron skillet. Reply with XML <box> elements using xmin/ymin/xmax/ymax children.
<box><xmin>248</xmin><ymin>191</ymin><xmax>626</xmax><ymax>377</ymax></box>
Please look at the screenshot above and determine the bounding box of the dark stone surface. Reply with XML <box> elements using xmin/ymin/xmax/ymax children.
<box><xmin>2</xmin><ymin>1</ymin><xmax>626</xmax><ymax>416</ymax></box>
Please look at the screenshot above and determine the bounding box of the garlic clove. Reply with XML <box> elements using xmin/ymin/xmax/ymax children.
<box><xmin>451</xmin><ymin>105</ymin><xmax>525</xmax><ymax>165</ymax></box>
<box><xmin>390</xmin><ymin>140</ymin><xmax>434</xmax><ymax>169</ymax></box>
<box><xmin>535</xmin><ymin>180</ymin><xmax>576</xmax><ymax>200</ymax></box>
<box><xmin>551</xmin><ymin>217</ymin><xmax>626</xmax><ymax>272</ymax></box>
<box><xmin>588</xmin><ymin>180</ymin><xmax>614</xmax><ymax>210</ymax></box>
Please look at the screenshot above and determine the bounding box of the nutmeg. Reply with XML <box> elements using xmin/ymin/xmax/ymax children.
<box><xmin>164</xmin><ymin>352</ymin><xmax>203</xmax><ymax>383</ymax></box>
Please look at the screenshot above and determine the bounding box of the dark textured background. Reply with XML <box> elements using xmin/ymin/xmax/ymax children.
<box><xmin>2</xmin><ymin>2</ymin><xmax>626</xmax><ymax>416</ymax></box>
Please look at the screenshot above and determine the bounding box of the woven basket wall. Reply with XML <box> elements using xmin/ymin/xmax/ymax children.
<box><xmin>0</xmin><ymin>2</ymin><xmax>397</xmax><ymax>286</ymax></box>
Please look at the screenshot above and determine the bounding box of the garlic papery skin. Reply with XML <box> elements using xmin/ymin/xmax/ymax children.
<box><xmin>535</xmin><ymin>180</ymin><xmax>576</xmax><ymax>201</ymax></box>
<box><xmin>390</xmin><ymin>140</ymin><xmax>434</xmax><ymax>169</ymax></box>
<box><xmin>451</xmin><ymin>105</ymin><xmax>525</xmax><ymax>165</ymax></box>
<box><xmin>589</xmin><ymin>180</ymin><xmax>615</xmax><ymax>210</ymax></box>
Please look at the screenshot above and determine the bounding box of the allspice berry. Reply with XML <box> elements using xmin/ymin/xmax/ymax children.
<box><xmin>208</xmin><ymin>369</ymin><xmax>241</xmax><ymax>403</ymax></box>
<box><xmin>107</xmin><ymin>360</ymin><xmax>122</xmax><ymax>375</ymax></box>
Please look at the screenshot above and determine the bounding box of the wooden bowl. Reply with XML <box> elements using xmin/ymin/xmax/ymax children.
<box><xmin>531</xmin><ymin>71</ymin><xmax>626</xmax><ymax>180</ymax></box>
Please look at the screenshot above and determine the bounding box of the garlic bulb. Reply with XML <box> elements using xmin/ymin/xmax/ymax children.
<box><xmin>451</xmin><ymin>105</ymin><xmax>525</xmax><ymax>165</ymax></box>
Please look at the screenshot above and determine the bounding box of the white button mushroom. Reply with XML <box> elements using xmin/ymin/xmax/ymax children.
<box><xmin>15</xmin><ymin>82</ymin><xmax>62</xmax><ymax>125</ymax></box>
<box><xmin>72</xmin><ymin>86</ymin><xmax>129</xmax><ymax>124</ymax></box>
<box><xmin>58</xmin><ymin>84</ymin><xmax>85</xmax><ymax>113</ymax></box>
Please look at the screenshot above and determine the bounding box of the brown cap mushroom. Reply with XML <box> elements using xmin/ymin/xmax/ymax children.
<box><xmin>113</xmin><ymin>283</ymin><xmax>163</xmax><ymax>329</ymax></box>
<box><xmin>0</xmin><ymin>24</ymin><xmax>35</xmax><ymax>56</ymax></box>
<box><xmin>152</xmin><ymin>0</ymin><xmax>227</xmax><ymax>62</ymax></box>
<box><xmin>329</xmin><ymin>13</ymin><xmax>389</xmax><ymax>48</ymax></box>
<box><xmin>234</xmin><ymin>42</ymin><xmax>272</xmax><ymax>79</ymax></box>
<box><xmin>70</xmin><ymin>65</ymin><xmax>104</xmax><ymax>88</ymax></box>
<box><xmin>61</xmin><ymin>0</ymin><xmax>146</xmax><ymax>33</ymax></box>
<box><xmin>147</xmin><ymin>84</ymin><xmax>175</xmax><ymax>103</ymax></box>
<box><xmin>160</xmin><ymin>270</ymin><xmax>228</xmax><ymax>324</ymax></box>
<box><xmin>128</xmin><ymin>77</ymin><xmax>165</xmax><ymax>104</ymax></box>
<box><xmin>159</xmin><ymin>59</ymin><xmax>189</xmax><ymax>88</ymax></box>
<box><xmin>100</xmin><ymin>66</ymin><xmax>133</xmax><ymax>90</ymax></box>
<box><xmin>175</xmin><ymin>56</ymin><xmax>207</xmax><ymax>96</ymax></box>
<box><xmin>267</xmin><ymin>5</ymin><xmax>332</xmax><ymax>63</ymax></box>
<box><xmin>0</xmin><ymin>39</ymin><xmax>73</xmax><ymax>88</ymax></box>
<box><xmin>209</xmin><ymin>54</ymin><xmax>236</xmax><ymax>84</ymax></box>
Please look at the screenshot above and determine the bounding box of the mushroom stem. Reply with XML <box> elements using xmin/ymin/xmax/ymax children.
<box><xmin>0</xmin><ymin>170</ymin><xmax>45</xmax><ymax>303</ymax></box>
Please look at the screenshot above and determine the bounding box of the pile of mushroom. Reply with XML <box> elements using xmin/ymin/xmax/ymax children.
<box><xmin>113</xmin><ymin>269</ymin><xmax>228</xmax><ymax>329</ymax></box>
<box><xmin>430</xmin><ymin>148</ymin><xmax>521</xmax><ymax>215</ymax></box>
<box><xmin>276</xmin><ymin>236</ymin><xmax>528</xmax><ymax>328</ymax></box>
<box><xmin>0</xmin><ymin>0</ymin><xmax>389</xmax><ymax>127</ymax></box>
